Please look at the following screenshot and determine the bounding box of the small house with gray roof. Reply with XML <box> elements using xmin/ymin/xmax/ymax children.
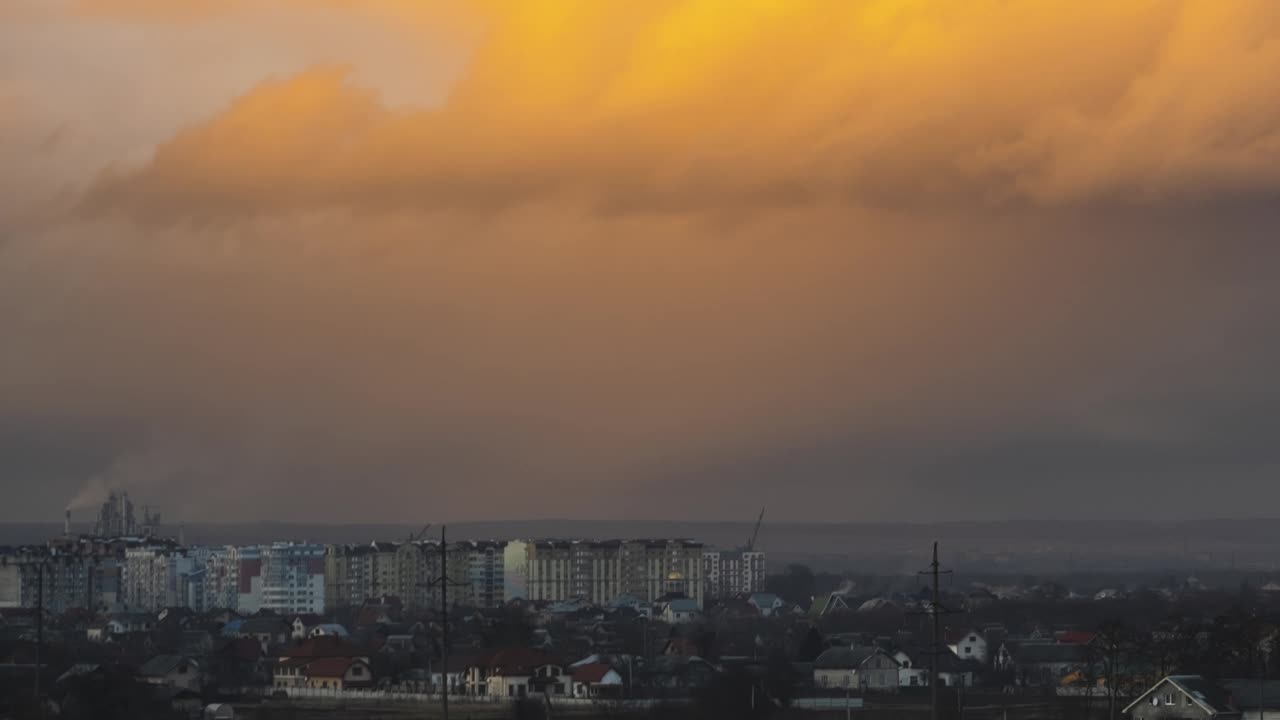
<box><xmin>1124</xmin><ymin>675</ymin><xmax>1242</xmax><ymax>720</ymax></box>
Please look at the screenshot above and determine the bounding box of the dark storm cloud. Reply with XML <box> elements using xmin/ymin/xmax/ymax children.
<box><xmin>5</xmin><ymin>1</ymin><xmax>1280</xmax><ymax>524</ymax></box>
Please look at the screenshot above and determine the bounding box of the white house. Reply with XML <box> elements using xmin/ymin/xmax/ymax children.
<box><xmin>308</xmin><ymin>624</ymin><xmax>350</xmax><ymax>638</ymax></box>
<box><xmin>1124</xmin><ymin>675</ymin><xmax>1242</xmax><ymax>720</ymax></box>
<box><xmin>893</xmin><ymin>649</ymin><xmax>930</xmax><ymax>688</ymax></box>
<box><xmin>813</xmin><ymin>646</ymin><xmax>900</xmax><ymax>692</ymax></box>
<box><xmin>290</xmin><ymin>615</ymin><xmax>322</xmax><ymax>640</ymax></box>
<box><xmin>468</xmin><ymin>648</ymin><xmax>566</xmax><ymax>698</ymax></box>
<box><xmin>747</xmin><ymin>593</ymin><xmax>784</xmax><ymax>617</ymax></box>
<box><xmin>571</xmin><ymin>663</ymin><xmax>623</xmax><ymax>698</ymax></box>
<box><xmin>946</xmin><ymin>629</ymin><xmax>988</xmax><ymax>665</ymax></box>
<box><xmin>660</xmin><ymin>598</ymin><xmax>701</xmax><ymax>624</ymax></box>
<box><xmin>89</xmin><ymin>613</ymin><xmax>155</xmax><ymax>642</ymax></box>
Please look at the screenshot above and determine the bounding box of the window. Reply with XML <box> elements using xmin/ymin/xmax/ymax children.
<box><xmin>352</xmin><ymin>666</ymin><xmax>364</xmax><ymax>677</ymax></box>
<box><xmin>965</xmin><ymin>647</ymin><xmax>972</xmax><ymax>655</ymax></box>
<box><xmin>1164</xmin><ymin>693</ymin><xmax>1176</xmax><ymax>706</ymax></box>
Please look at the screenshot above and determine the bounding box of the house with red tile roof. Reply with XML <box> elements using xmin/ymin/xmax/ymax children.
<box><xmin>298</xmin><ymin>657</ymin><xmax>373</xmax><ymax>690</ymax></box>
<box><xmin>461</xmin><ymin>647</ymin><xmax>568</xmax><ymax>699</ymax></box>
<box><xmin>272</xmin><ymin>636</ymin><xmax>371</xmax><ymax>690</ymax></box>
<box><xmin>571</xmin><ymin>663</ymin><xmax>623</xmax><ymax>698</ymax></box>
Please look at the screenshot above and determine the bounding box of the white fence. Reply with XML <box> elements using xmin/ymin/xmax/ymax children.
<box><xmin>791</xmin><ymin>697</ymin><xmax>866</xmax><ymax>710</ymax></box>
<box><xmin>260</xmin><ymin>687</ymin><xmax>670</xmax><ymax>708</ymax></box>
<box><xmin>262</xmin><ymin>687</ymin><xmax>865</xmax><ymax>712</ymax></box>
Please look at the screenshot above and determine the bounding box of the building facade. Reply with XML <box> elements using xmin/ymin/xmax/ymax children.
<box><xmin>204</xmin><ymin>545</ymin><xmax>262</xmax><ymax>612</ymax></box>
<box><xmin>122</xmin><ymin>543</ymin><xmax>199</xmax><ymax>611</ymax></box>
<box><xmin>525</xmin><ymin>539</ymin><xmax>703</xmax><ymax>605</ymax></box>
<box><xmin>459</xmin><ymin>540</ymin><xmax>506</xmax><ymax>608</ymax></box>
<box><xmin>324</xmin><ymin>542</ymin><xmax>399</xmax><ymax>609</ymax></box>
<box><xmin>702</xmin><ymin>550</ymin><xmax>766</xmax><ymax>600</ymax></box>
<box><xmin>260</xmin><ymin>543</ymin><xmax>326</xmax><ymax>614</ymax></box>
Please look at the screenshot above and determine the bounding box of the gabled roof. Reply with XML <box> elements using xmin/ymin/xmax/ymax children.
<box><xmin>945</xmin><ymin>629</ymin><xmax>983</xmax><ymax>646</ymax></box>
<box><xmin>663</xmin><ymin>598</ymin><xmax>700</xmax><ymax>613</ymax></box>
<box><xmin>239</xmin><ymin>617</ymin><xmax>290</xmax><ymax>635</ymax></box>
<box><xmin>813</xmin><ymin>646</ymin><xmax>882</xmax><ymax>670</ymax></box>
<box><xmin>310</xmin><ymin>624</ymin><xmax>349</xmax><ymax>637</ymax></box>
<box><xmin>1009</xmin><ymin>642</ymin><xmax>1088</xmax><ymax>664</ymax></box>
<box><xmin>663</xmin><ymin>637</ymin><xmax>700</xmax><ymax>656</ymax></box>
<box><xmin>282</xmin><ymin>636</ymin><xmax>368</xmax><ymax>659</ymax></box>
<box><xmin>748</xmin><ymin>593</ymin><xmax>782</xmax><ymax>608</ymax></box>
<box><xmin>572</xmin><ymin>663</ymin><xmax>616</xmax><ymax>684</ymax></box>
<box><xmin>809</xmin><ymin>593</ymin><xmax>850</xmax><ymax>617</ymax></box>
<box><xmin>139</xmin><ymin>654</ymin><xmax>200</xmax><ymax>677</ymax></box>
<box><xmin>304</xmin><ymin>657</ymin><xmax>368</xmax><ymax>679</ymax></box>
<box><xmin>58</xmin><ymin>664</ymin><xmax>104</xmax><ymax>683</ymax></box>
<box><xmin>1055</xmin><ymin>630</ymin><xmax>1097</xmax><ymax>645</ymax></box>
<box><xmin>1124</xmin><ymin>676</ymin><xmax>1240</xmax><ymax>717</ymax></box>
<box><xmin>483</xmin><ymin>647</ymin><xmax>557</xmax><ymax>676</ymax></box>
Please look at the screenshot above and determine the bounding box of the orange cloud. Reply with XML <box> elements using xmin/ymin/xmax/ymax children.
<box><xmin>82</xmin><ymin>0</ymin><xmax>1280</xmax><ymax>219</ymax></box>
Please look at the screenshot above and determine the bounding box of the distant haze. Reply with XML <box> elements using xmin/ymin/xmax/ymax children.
<box><xmin>3</xmin><ymin>1</ymin><xmax>1280</xmax><ymax>523</ymax></box>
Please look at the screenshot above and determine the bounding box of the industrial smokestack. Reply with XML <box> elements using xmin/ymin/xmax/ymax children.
<box><xmin>64</xmin><ymin>508</ymin><xmax>71</xmax><ymax>536</ymax></box>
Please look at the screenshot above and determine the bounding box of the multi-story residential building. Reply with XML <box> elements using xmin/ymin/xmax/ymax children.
<box><xmin>260</xmin><ymin>543</ymin><xmax>326</xmax><ymax>614</ymax></box>
<box><xmin>504</xmin><ymin>541</ymin><xmax>528</xmax><ymax>600</ymax></box>
<box><xmin>204</xmin><ymin>545</ymin><xmax>262</xmax><ymax>612</ymax></box>
<box><xmin>5</xmin><ymin>550</ymin><xmax>124</xmax><ymax>613</ymax></box>
<box><xmin>325</xmin><ymin>542</ymin><xmax>399</xmax><ymax>608</ymax></box>
<box><xmin>122</xmin><ymin>543</ymin><xmax>197</xmax><ymax>611</ymax></box>
<box><xmin>178</xmin><ymin>545</ymin><xmax>214</xmax><ymax>612</ymax></box>
<box><xmin>703</xmin><ymin>549</ymin><xmax>766</xmax><ymax>599</ymax></box>
<box><xmin>393</xmin><ymin>540</ymin><xmax>444</xmax><ymax>610</ymax></box>
<box><xmin>3</xmin><ymin>535</ymin><xmax>146</xmax><ymax>612</ymax></box>
<box><xmin>459</xmin><ymin>540</ymin><xmax>505</xmax><ymax>608</ymax></box>
<box><xmin>525</xmin><ymin>539</ymin><xmax>703</xmax><ymax>606</ymax></box>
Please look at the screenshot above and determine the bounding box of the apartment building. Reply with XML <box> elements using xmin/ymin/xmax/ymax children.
<box><xmin>5</xmin><ymin>551</ymin><xmax>124</xmax><ymax>613</ymax></box>
<box><xmin>702</xmin><ymin>550</ymin><xmax>766</xmax><ymax>599</ymax></box>
<box><xmin>204</xmin><ymin>545</ymin><xmax>262</xmax><ymax>612</ymax></box>
<box><xmin>122</xmin><ymin>544</ymin><xmax>197</xmax><ymax>611</ymax></box>
<box><xmin>459</xmin><ymin>540</ymin><xmax>506</xmax><ymax>608</ymax></box>
<box><xmin>324</xmin><ymin>542</ymin><xmax>400</xmax><ymax>609</ymax></box>
<box><xmin>260</xmin><ymin>543</ymin><xmax>326</xmax><ymax>614</ymax></box>
<box><xmin>525</xmin><ymin>539</ymin><xmax>703</xmax><ymax>606</ymax></box>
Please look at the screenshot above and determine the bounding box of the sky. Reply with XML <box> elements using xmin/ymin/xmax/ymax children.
<box><xmin>3</xmin><ymin>0</ymin><xmax>1280</xmax><ymax>525</ymax></box>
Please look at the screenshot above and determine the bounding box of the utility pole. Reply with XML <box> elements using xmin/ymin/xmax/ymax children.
<box><xmin>422</xmin><ymin>526</ymin><xmax>467</xmax><ymax>720</ymax></box>
<box><xmin>34</xmin><ymin>561</ymin><xmax>44</xmax><ymax>711</ymax></box>
<box><xmin>917</xmin><ymin>542</ymin><xmax>954</xmax><ymax>720</ymax></box>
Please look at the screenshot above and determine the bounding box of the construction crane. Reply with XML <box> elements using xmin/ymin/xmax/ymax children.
<box><xmin>745</xmin><ymin>507</ymin><xmax>765</xmax><ymax>552</ymax></box>
<box><xmin>408</xmin><ymin>523</ymin><xmax>433</xmax><ymax>542</ymax></box>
